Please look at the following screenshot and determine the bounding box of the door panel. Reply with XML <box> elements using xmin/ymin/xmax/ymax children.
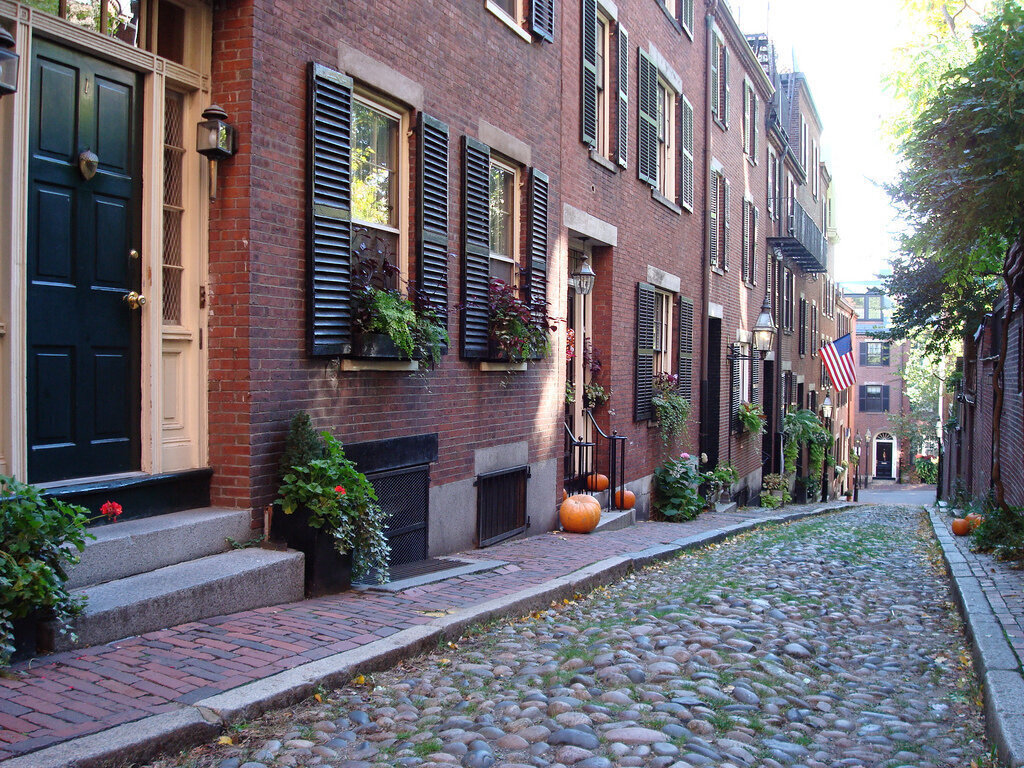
<box><xmin>876</xmin><ymin>443</ymin><xmax>893</xmax><ymax>477</ymax></box>
<box><xmin>27</xmin><ymin>40</ymin><xmax>142</xmax><ymax>483</ymax></box>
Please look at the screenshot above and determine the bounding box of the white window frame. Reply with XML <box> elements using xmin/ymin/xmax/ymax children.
<box><xmin>350</xmin><ymin>91</ymin><xmax>409</xmax><ymax>282</ymax></box>
<box><xmin>596</xmin><ymin>10</ymin><xmax>611</xmax><ymax>159</ymax></box>
<box><xmin>488</xmin><ymin>155</ymin><xmax>521</xmax><ymax>285</ymax></box>
<box><xmin>656</xmin><ymin>76</ymin><xmax>676</xmax><ymax>200</ymax></box>
<box><xmin>653</xmin><ymin>289</ymin><xmax>674</xmax><ymax>375</ymax></box>
<box><xmin>485</xmin><ymin>0</ymin><xmax>531</xmax><ymax>41</ymax></box>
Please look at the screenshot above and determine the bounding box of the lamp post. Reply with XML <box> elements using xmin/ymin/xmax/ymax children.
<box><xmin>0</xmin><ymin>26</ymin><xmax>20</xmax><ymax>100</ymax></box>
<box><xmin>820</xmin><ymin>393</ymin><xmax>833</xmax><ymax>502</ymax></box>
<box><xmin>863</xmin><ymin>429</ymin><xmax>872</xmax><ymax>489</ymax></box>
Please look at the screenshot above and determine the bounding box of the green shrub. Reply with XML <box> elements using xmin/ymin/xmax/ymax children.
<box><xmin>971</xmin><ymin>498</ymin><xmax>1024</xmax><ymax>561</ymax></box>
<box><xmin>1</xmin><ymin>477</ymin><xmax>92</xmax><ymax>665</ymax></box>
<box><xmin>916</xmin><ymin>456</ymin><xmax>938</xmax><ymax>484</ymax></box>
<box><xmin>653</xmin><ymin>454</ymin><xmax>703</xmax><ymax>521</ymax></box>
<box><xmin>759</xmin><ymin>491</ymin><xmax>782</xmax><ymax>509</ymax></box>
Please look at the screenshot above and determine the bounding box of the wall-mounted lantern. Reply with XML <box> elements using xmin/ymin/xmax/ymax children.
<box><xmin>821</xmin><ymin>393</ymin><xmax>833</xmax><ymax>420</ymax></box>
<box><xmin>196</xmin><ymin>104</ymin><xmax>237</xmax><ymax>200</ymax></box>
<box><xmin>570</xmin><ymin>257</ymin><xmax>596</xmax><ymax>296</ymax></box>
<box><xmin>0</xmin><ymin>26</ymin><xmax>20</xmax><ymax>100</ymax></box>
<box><xmin>751</xmin><ymin>295</ymin><xmax>777</xmax><ymax>353</ymax></box>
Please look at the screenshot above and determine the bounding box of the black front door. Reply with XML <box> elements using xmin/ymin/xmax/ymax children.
<box><xmin>27</xmin><ymin>40</ymin><xmax>142</xmax><ymax>483</ymax></box>
<box><xmin>875</xmin><ymin>442</ymin><xmax>893</xmax><ymax>478</ymax></box>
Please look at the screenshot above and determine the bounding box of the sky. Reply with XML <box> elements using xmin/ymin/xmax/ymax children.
<box><xmin>732</xmin><ymin>0</ymin><xmax>912</xmax><ymax>283</ymax></box>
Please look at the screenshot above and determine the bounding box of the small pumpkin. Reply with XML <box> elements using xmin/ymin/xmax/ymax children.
<box><xmin>562</xmin><ymin>488</ymin><xmax>569</xmax><ymax>502</ymax></box>
<box><xmin>560</xmin><ymin>494</ymin><xmax>602</xmax><ymax>533</ymax></box>
<box><xmin>614</xmin><ymin>489</ymin><xmax>636</xmax><ymax>509</ymax></box>
<box><xmin>586</xmin><ymin>473</ymin><xmax>610</xmax><ymax>492</ymax></box>
<box><xmin>951</xmin><ymin>518</ymin><xmax>972</xmax><ymax>536</ymax></box>
<box><xmin>966</xmin><ymin>512</ymin><xmax>983</xmax><ymax>530</ymax></box>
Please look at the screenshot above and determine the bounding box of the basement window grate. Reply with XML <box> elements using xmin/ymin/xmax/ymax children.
<box><xmin>476</xmin><ymin>465</ymin><xmax>530</xmax><ymax>547</ymax></box>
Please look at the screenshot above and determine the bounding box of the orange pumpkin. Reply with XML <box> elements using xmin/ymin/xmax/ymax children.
<box><xmin>586</xmin><ymin>473</ymin><xmax>610</xmax><ymax>492</ymax></box>
<box><xmin>560</xmin><ymin>494</ymin><xmax>602</xmax><ymax>533</ymax></box>
<box><xmin>562</xmin><ymin>488</ymin><xmax>569</xmax><ymax>502</ymax></box>
<box><xmin>966</xmin><ymin>512</ymin><xmax>983</xmax><ymax>530</ymax></box>
<box><xmin>614</xmin><ymin>489</ymin><xmax>636</xmax><ymax>509</ymax></box>
<box><xmin>952</xmin><ymin>518</ymin><xmax>972</xmax><ymax>536</ymax></box>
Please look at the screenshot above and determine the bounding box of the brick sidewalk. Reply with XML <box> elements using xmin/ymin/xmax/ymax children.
<box><xmin>945</xmin><ymin>522</ymin><xmax>1024</xmax><ymax>670</ymax></box>
<box><xmin>0</xmin><ymin>503</ymin><xmax>836</xmax><ymax>763</ymax></box>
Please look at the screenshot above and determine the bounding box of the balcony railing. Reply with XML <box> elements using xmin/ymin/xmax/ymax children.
<box><xmin>768</xmin><ymin>197</ymin><xmax>828</xmax><ymax>273</ymax></box>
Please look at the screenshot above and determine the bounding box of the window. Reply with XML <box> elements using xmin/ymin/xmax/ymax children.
<box><xmin>859</xmin><ymin>385</ymin><xmax>890</xmax><ymax>413</ymax></box>
<box><xmin>487</xmin><ymin>0</ymin><xmax>555</xmax><ymax>41</ymax></box>
<box><xmin>709</xmin><ymin>168</ymin><xmax>729</xmax><ymax>270</ymax></box>
<box><xmin>595</xmin><ymin>13</ymin><xmax>610</xmax><ymax>157</ymax></box>
<box><xmin>307</xmin><ymin>64</ymin><xmax>451</xmax><ymax>357</ymax></box>
<box><xmin>849</xmin><ymin>295</ymin><xmax>865</xmax><ymax>318</ymax></box>
<box><xmin>711</xmin><ymin>33</ymin><xmax>730</xmax><ymax>128</ymax></box>
<box><xmin>638</xmin><ymin>51</ymin><xmax>680</xmax><ymax>204</ymax></box>
<box><xmin>742</xmin><ymin>81</ymin><xmax>758</xmax><ymax>161</ymax></box>
<box><xmin>810</xmin><ymin>303</ymin><xmax>818</xmax><ymax>356</ymax></box>
<box><xmin>812</xmin><ymin>140</ymin><xmax>819</xmax><ymax>198</ymax></box>
<box><xmin>352</xmin><ymin>94</ymin><xmax>405</xmax><ymax>279</ymax></box>
<box><xmin>741</xmin><ymin>199</ymin><xmax>758</xmax><ymax>284</ymax></box>
<box><xmin>653</xmin><ymin>290</ymin><xmax>673</xmax><ymax>375</ymax></box>
<box><xmin>800</xmin><ymin>117</ymin><xmax>808</xmax><ymax>170</ymax></box>
<box><xmin>488</xmin><ymin>158</ymin><xmax>519</xmax><ymax>284</ymax></box>
<box><xmin>860</xmin><ymin>341</ymin><xmax>890</xmax><ymax>366</ymax></box>
<box><xmin>657</xmin><ymin>0</ymin><xmax>694</xmax><ymax>35</ymax></box>
<box><xmin>582</xmin><ymin>1</ymin><xmax>615</xmax><ymax>159</ymax></box>
<box><xmin>865</xmin><ymin>294</ymin><xmax>883</xmax><ymax>320</ymax></box>
<box><xmin>162</xmin><ymin>90</ymin><xmax>186</xmax><ymax>326</ymax></box>
<box><xmin>635</xmin><ymin>284</ymin><xmax>694</xmax><ymax>420</ymax></box>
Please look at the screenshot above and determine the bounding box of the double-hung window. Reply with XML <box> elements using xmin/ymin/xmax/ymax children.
<box><xmin>638</xmin><ymin>49</ymin><xmax>680</xmax><ymax>205</ymax></box>
<box><xmin>488</xmin><ymin>158</ymin><xmax>519</xmax><ymax>285</ymax></box>
<box><xmin>860</xmin><ymin>341</ymin><xmax>890</xmax><ymax>366</ymax></box>
<box><xmin>487</xmin><ymin>0</ymin><xmax>556</xmax><ymax>41</ymax></box>
<box><xmin>742</xmin><ymin>81</ymin><xmax>758</xmax><ymax>162</ymax></box>
<box><xmin>581</xmin><ymin>1</ymin><xmax>626</xmax><ymax>166</ymax></box>
<box><xmin>635</xmin><ymin>283</ymin><xmax>694</xmax><ymax>421</ymax></box>
<box><xmin>653</xmin><ymin>290</ymin><xmax>672</xmax><ymax>376</ymax></box>
<box><xmin>656</xmin><ymin>78</ymin><xmax>676</xmax><ymax>200</ymax></box>
<box><xmin>859</xmin><ymin>385</ymin><xmax>889</xmax><ymax>413</ymax></box>
<box><xmin>351</xmin><ymin>95</ymin><xmax>405</xmax><ymax>282</ymax></box>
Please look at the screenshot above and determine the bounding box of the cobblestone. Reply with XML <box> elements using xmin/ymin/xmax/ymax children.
<box><xmin>142</xmin><ymin>505</ymin><xmax>993</xmax><ymax>768</ymax></box>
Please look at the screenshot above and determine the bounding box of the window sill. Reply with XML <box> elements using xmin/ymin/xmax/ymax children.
<box><xmin>651</xmin><ymin>189</ymin><xmax>682</xmax><ymax>214</ymax></box>
<box><xmin>340</xmin><ymin>359</ymin><xmax>419</xmax><ymax>372</ymax></box>
<box><xmin>714</xmin><ymin>117</ymin><xmax>728</xmax><ymax>132</ymax></box>
<box><xmin>485</xmin><ymin>1</ymin><xmax>532</xmax><ymax>42</ymax></box>
<box><xmin>589</xmin><ymin>150</ymin><xmax>618</xmax><ymax>173</ymax></box>
<box><xmin>479</xmin><ymin>361</ymin><xmax>528</xmax><ymax>373</ymax></box>
<box><xmin>746</xmin><ymin>154</ymin><xmax>758</xmax><ymax>167</ymax></box>
<box><xmin>657</xmin><ymin>2</ymin><xmax>683</xmax><ymax>32</ymax></box>
<box><xmin>711</xmin><ymin>266</ymin><xmax>725</xmax><ymax>276</ymax></box>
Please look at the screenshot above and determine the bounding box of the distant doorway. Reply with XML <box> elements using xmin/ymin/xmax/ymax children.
<box><xmin>874</xmin><ymin>433</ymin><xmax>895</xmax><ymax>479</ymax></box>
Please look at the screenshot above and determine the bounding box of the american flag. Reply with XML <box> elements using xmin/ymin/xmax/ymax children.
<box><xmin>821</xmin><ymin>333</ymin><xmax>856</xmax><ymax>391</ymax></box>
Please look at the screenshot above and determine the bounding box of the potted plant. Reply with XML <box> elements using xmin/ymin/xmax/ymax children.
<box><xmin>351</xmin><ymin>256</ymin><xmax>449</xmax><ymax>367</ymax></box>
<box><xmin>275</xmin><ymin>414</ymin><xmax>391</xmax><ymax>593</ymax></box>
<box><xmin>737</xmin><ymin>401</ymin><xmax>766</xmax><ymax>436</ymax></box>
<box><xmin>700</xmin><ymin>461</ymin><xmax>739</xmax><ymax>509</ymax></box>
<box><xmin>1</xmin><ymin>476</ymin><xmax>93</xmax><ymax>665</ymax></box>
<box><xmin>760</xmin><ymin>473</ymin><xmax>790</xmax><ymax>509</ymax></box>
<box><xmin>651</xmin><ymin>372</ymin><xmax>692</xmax><ymax>450</ymax></box>
<box><xmin>488</xmin><ymin>278</ymin><xmax>554</xmax><ymax>363</ymax></box>
<box><xmin>583</xmin><ymin>382</ymin><xmax>610</xmax><ymax>409</ymax></box>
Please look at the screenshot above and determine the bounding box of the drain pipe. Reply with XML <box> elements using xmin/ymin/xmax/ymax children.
<box><xmin>699</xmin><ymin>4</ymin><xmax>716</xmax><ymax>458</ymax></box>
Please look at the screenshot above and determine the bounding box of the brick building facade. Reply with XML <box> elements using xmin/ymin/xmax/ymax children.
<box><xmin>0</xmin><ymin>0</ymin><xmax>849</xmax><ymax>606</ymax></box>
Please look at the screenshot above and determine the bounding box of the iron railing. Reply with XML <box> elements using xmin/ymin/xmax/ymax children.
<box><xmin>564</xmin><ymin>422</ymin><xmax>595</xmax><ymax>495</ymax></box>
<box><xmin>584</xmin><ymin>411</ymin><xmax>629</xmax><ymax>509</ymax></box>
<box><xmin>768</xmin><ymin>197</ymin><xmax>828</xmax><ymax>273</ymax></box>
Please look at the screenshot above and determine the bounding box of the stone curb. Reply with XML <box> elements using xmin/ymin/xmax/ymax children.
<box><xmin>7</xmin><ymin>503</ymin><xmax>846</xmax><ymax>768</ymax></box>
<box><xmin>928</xmin><ymin>507</ymin><xmax>1024</xmax><ymax>768</ymax></box>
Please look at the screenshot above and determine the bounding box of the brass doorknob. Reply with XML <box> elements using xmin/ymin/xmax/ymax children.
<box><xmin>123</xmin><ymin>291</ymin><xmax>147</xmax><ymax>309</ymax></box>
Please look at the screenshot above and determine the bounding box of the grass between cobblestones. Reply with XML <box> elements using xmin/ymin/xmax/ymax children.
<box><xmin>141</xmin><ymin>506</ymin><xmax>999</xmax><ymax>768</ymax></box>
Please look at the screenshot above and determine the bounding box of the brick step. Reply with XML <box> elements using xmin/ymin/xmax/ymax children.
<box><xmin>68</xmin><ymin>507</ymin><xmax>255</xmax><ymax>589</ymax></box>
<box><xmin>49</xmin><ymin>548</ymin><xmax>304</xmax><ymax>651</ymax></box>
<box><xmin>593</xmin><ymin>507</ymin><xmax>636</xmax><ymax>532</ymax></box>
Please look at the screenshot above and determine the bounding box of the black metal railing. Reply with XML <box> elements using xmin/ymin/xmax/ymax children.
<box><xmin>768</xmin><ymin>197</ymin><xmax>827</xmax><ymax>273</ymax></box>
<box><xmin>584</xmin><ymin>411</ymin><xmax>629</xmax><ymax>509</ymax></box>
<box><xmin>564</xmin><ymin>422</ymin><xmax>595</xmax><ymax>496</ymax></box>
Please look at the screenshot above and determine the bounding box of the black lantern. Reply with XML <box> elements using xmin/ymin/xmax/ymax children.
<box><xmin>570</xmin><ymin>258</ymin><xmax>596</xmax><ymax>296</ymax></box>
<box><xmin>821</xmin><ymin>394</ymin><xmax>833</xmax><ymax>420</ymax></box>
<box><xmin>0</xmin><ymin>26</ymin><xmax>20</xmax><ymax>99</ymax></box>
<box><xmin>196</xmin><ymin>105</ymin><xmax>236</xmax><ymax>200</ymax></box>
<box><xmin>752</xmin><ymin>294</ymin><xmax>776</xmax><ymax>353</ymax></box>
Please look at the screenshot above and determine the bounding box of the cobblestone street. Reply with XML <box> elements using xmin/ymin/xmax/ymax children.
<box><xmin>145</xmin><ymin>505</ymin><xmax>992</xmax><ymax>768</ymax></box>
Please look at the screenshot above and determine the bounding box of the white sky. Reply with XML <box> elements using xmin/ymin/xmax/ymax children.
<box><xmin>732</xmin><ymin>0</ymin><xmax>912</xmax><ymax>283</ymax></box>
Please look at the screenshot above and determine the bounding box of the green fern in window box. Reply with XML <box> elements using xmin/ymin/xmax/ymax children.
<box><xmin>737</xmin><ymin>401</ymin><xmax>766</xmax><ymax>435</ymax></box>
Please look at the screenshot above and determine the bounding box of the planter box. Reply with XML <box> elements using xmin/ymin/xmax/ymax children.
<box><xmin>271</xmin><ymin>507</ymin><xmax>352</xmax><ymax>597</ymax></box>
<box><xmin>351</xmin><ymin>332</ymin><xmax>416</xmax><ymax>360</ymax></box>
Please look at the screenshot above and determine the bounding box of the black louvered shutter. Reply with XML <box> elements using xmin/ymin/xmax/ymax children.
<box><xmin>617</xmin><ymin>25</ymin><xmax>629</xmax><ymax>168</ymax></box>
<box><xmin>527</xmin><ymin>168</ymin><xmax>550</xmax><ymax>343</ymax></box>
<box><xmin>882</xmin><ymin>386</ymin><xmax>890</xmax><ymax>412</ymax></box>
<box><xmin>730</xmin><ymin>343</ymin><xmax>741</xmax><ymax>430</ymax></box>
<box><xmin>461</xmin><ymin>136</ymin><xmax>491</xmax><ymax>359</ymax></box>
<box><xmin>581</xmin><ymin>0</ymin><xmax>598</xmax><ymax>148</ymax></box>
<box><xmin>307</xmin><ymin>63</ymin><xmax>353</xmax><ymax>357</ymax></box>
<box><xmin>722</xmin><ymin>179</ymin><xmax>731</xmax><ymax>271</ymax></box>
<box><xmin>859</xmin><ymin>342</ymin><xmax>867</xmax><ymax>366</ymax></box>
<box><xmin>635</xmin><ymin>283</ymin><xmax>656</xmax><ymax>421</ymax></box>
<box><xmin>531</xmin><ymin>0</ymin><xmax>555</xmax><ymax>42</ymax></box>
<box><xmin>859</xmin><ymin>385</ymin><xmax>867</xmax><ymax>411</ymax></box>
<box><xmin>417</xmin><ymin>114</ymin><xmax>449</xmax><ymax>311</ymax></box>
<box><xmin>741</xmin><ymin>200</ymin><xmax>750</xmax><ymax>283</ymax></box>
<box><xmin>683</xmin><ymin>0</ymin><xmax>694</xmax><ymax>32</ymax></box>
<box><xmin>798</xmin><ymin>298</ymin><xmax>807</xmax><ymax>355</ymax></box>
<box><xmin>709</xmin><ymin>171</ymin><xmax>719</xmax><ymax>267</ymax></box>
<box><xmin>680</xmin><ymin>98</ymin><xmax>694</xmax><ymax>208</ymax></box>
<box><xmin>751</xmin><ymin>353</ymin><xmax>760</xmax><ymax>405</ymax></box>
<box><xmin>677</xmin><ymin>297</ymin><xmax>694</xmax><ymax>401</ymax></box>
<box><xmin>637</xmin><ymin>51</ymin><xmax>658</xmax><ymax>186</ymax></box>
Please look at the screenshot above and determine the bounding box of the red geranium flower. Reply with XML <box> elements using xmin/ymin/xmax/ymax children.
<box><xmin>100</xmin><ymin>501</ymin><xmax>123</xmax><ymax>521</ymax></box>
<box><xmin>335</xmin><ymin>485</ymin><xmax>346</xmax><ymax>495</ymax></box>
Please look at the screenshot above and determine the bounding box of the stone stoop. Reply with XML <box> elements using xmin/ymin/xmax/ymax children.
<box><xmin>46</xmin><ymin>508</ymin><xmax>304</xmax><ymax>651</ymax></box>
<box><xmin>573</xmin><ymin>488</ymin><xmax>637</xmax><ymax>533</ymax></box>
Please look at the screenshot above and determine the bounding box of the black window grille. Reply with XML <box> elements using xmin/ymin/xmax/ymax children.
<box><xmin>476</xmin><ymin>465</ymin><xmax>530</xmax><ymax>547</ymax></box>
